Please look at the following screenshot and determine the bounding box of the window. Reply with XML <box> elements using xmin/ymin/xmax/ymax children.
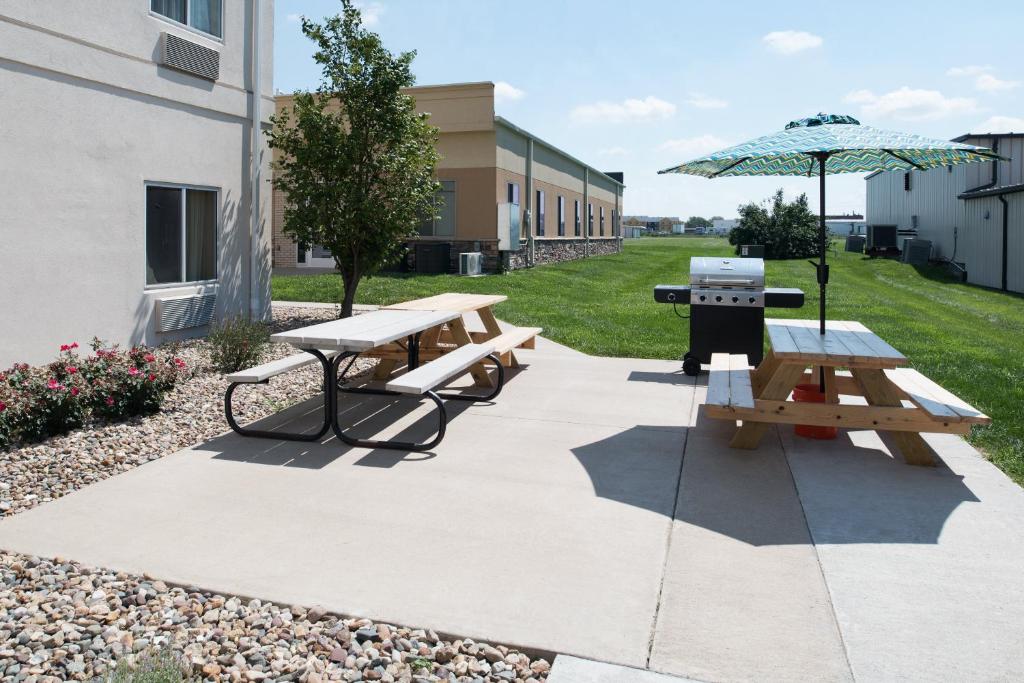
<box><xmin>557</xmin><ymin>196</ymin><xmax>566</xmax><ymax>236</ymax></box>
<box><xmin>536</xmin><ymin>189</ymin><xmax>545</xmax><ymax>236</ymax></box>
<box><xmin>419</xmin><ymin>180</ymin><xmax>456</xmax><ymax>237</ymax></box>
<box><xmin>507</xmin><ymin>182</ymin><xmax>520</xmax><ymax>205</ymax></box>
<box><xmin>574</xmin><ymin>200</ymin><xmax>581</xmax><ymax>237</ymax></box>
<box><xmin>146</xmin><ymin>184</ymin><xmax>218</xmax><ymax>286</ymax></box>
<box><xmin>588</xmin><ymin>203</ymin><xmax>594</xmax><ymax>236</ymax></box>
<box><xmin>151</xmin><ymin>0</ymin><xmax>223</xmax><ymax>38</ymax></box>
<box><xmin>600</xmin><ymin>206</ymin><xmax>605</xmax><ymax>236</ymax></box>
<box><xmin>903</xmin><ymin>171</ymin><xmax>912</xmax><ymax>192</ymax></box>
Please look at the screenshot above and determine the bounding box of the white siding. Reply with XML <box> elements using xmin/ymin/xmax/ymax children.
<box><xmin>865</xmin><ymin>135</ymin><xmax>1024</xmax><ymax>293</ymax></box>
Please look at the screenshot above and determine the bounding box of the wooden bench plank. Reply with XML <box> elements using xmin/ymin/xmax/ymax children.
<box><xmin>386</xmin><ymin>343</ymin><xmax>495</xmax><ymax>395</ymax></box>
<box><xmin>489</xmin><ymin>327</ymin><xmax>542</xmax><ymax>354</ymax></box>
<box><xmin>728</xmin><ymin>354</ymin><xmax>755</xmax><ymax>409</ymax></box>
<box><xmin>706</xmin><ymin>353</ymin><xmax>731</xmax><ymax>407</ymax></box>
<box><xmin>705</xmin><ymin>401</ymin><xmax>971</xmax><ymax>435</ymax></box>
<box><xmin>226</xmin><ymin>350</ymin><xmax>338</xmax><ymax>383</ymax></box>
<box><xmin>885</xmin><ymin>368</ymin><xmax>990</xmax><ymax>424</ymax></box>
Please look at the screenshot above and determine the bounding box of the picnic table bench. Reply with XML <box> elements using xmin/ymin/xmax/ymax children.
<box><xmin>704</xmin><ymin>319</ymin><xmax>990</xmax><ymax>466</ymax></box>
<box><xmin>224</xmin><ymin>308</ymin><xmax>504</xmax><ymax>451</ymax></box>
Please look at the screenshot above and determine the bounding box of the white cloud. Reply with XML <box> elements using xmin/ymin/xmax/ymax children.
<box><xmin>946</xmin><ymin>65</ymin><xmax>992</xmax><ymax>77</ymax></box>
<box><xmin>286</xmin><ymin>13</ymin><xmax>302</xmax><ymax>23</ymax></box>
<box><xmin>975</xmin><ymin>73</ymin><xmax>1020</xmax><ymax>92</ymax></box>
<box><xmin>598</xmin><ymin>146</ymin><xmax>629</xmax><ymax>157</ymax></box>
<box><xmin>947</xmin><ymin>65</ymin><xmax>1019</xmax><ymax>92</ymax></box>
<box><xmin>659</xmin><ymin>134</ymin><xmax>730</xmax><ymax>159</ymax></box>
<box><xmin>842</xmin><ymin>87</ymin><xmax>978</xmax><ymax>121</ymax></box>
<box><xmin>684</xmin><ymin>92</ymin><xmax>728</xmax><ymax>109</ymax></box>
<box><xmin>493</xmin><ymin>81</ymin><xmax>525</xmax><ymax>103</ymax></box>
<box><xmin>570</xmin><ymin>96</ymin><xmax>676</xmax><ymax>124</ymax></box>
<box><xmin>973</xmin><ymin>115</ymin><xmax>1024</xmax><ymax>133</ymax></box>
<box><xmin>355</xmin><ymin>1</ymin><xmax>384</xmax><ymax>27</ymax></box>
<box><xmin>762</xmin><ymin>30</ymin><xmax>823</xmax><ymax>55</ymax></box>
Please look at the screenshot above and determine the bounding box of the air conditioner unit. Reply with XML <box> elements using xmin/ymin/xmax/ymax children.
<box><xmin>867</xmin><ymin>224</ymin><xmax>898</xmax><ymax>250</ymax></box>
<box><xmin>155</xmin><ymin>293</ymin><xmax>217</xmax><ymax>332</ymax></box>
<box><xmin>902</xmin><ymin>239</ymin><xmax>932</xmax><ymax>266</ymax></box>
<box><xmin>845</xmin><ymin>235</ymin><xmax>866</xmax><ymax>253</ymax></box>
<box><xmin>459</xmin><ymin>252</ymin><xmax>483</xmax><ymax>276</ymax></box>
<box><xmin>160</xmin><ymin>32</ymin><xmax>220</xmax><ymax>81</ymax></box>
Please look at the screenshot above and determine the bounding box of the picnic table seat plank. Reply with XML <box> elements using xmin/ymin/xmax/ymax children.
<box><xmin>386</xmin><ymin>343</ymin><xmax>495</xmax><ymax>395</ymax></box>
<box><xmin>706</xmin><ymin>353</ymin><xmax>755</xmax><ymax>409</ymax></box>
<box><xmin>226</xmin><ymin>350</ymin><xmax>339</xmax><ymax>383</ymax></box>
<box><xmin>489</xmin><ymin>327</ymin><xmax>542</xmax><ymax>354</ymax></box>
<box><xmin>885</xmin><ymin>368</ymin><xmax>990</xmax><ymax>424</ymax></box>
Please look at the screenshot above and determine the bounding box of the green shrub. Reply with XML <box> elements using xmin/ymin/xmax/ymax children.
<box><xmin>97</xmin><ymin>646</ymin><xmax>193</xmax><ymax>683</ymax></box>
<box><xmin>729</xmin><ymin>189</ymin><xmax>819</xmax><ymax>259</ymax></box>
<box><xmin>207</xmin><ymin>316</ymin><xmax>270</xmax><ymax>373</ymax></box>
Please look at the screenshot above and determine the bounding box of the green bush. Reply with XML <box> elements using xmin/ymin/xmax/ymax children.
<box><xmin>729</xmin><ymin>189</ymin><xmax>819</xmax><ymax>259</ymax></box>
<box><xmin>97</xmin><ymin>646</ymin><xmax>193</xmax><ymax>682</ymax></box>
<box><xmin>207</xmin><ymin>317</ymin><xmax>270</xmax><ymax>373</ymax></box>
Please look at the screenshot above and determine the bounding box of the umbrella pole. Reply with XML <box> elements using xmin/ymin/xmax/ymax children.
<box><xmin>817</xmin><ymin>154</ymin><xmax>829</xmax><ymax>391</ymax></box>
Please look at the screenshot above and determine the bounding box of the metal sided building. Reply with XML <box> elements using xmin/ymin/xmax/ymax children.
<box><xmin>866</xmin><ymin>132</ymin><xmax>1024</xmax><ymax>292</ymax></box>
<box><xmin>272</xmin><ymin>82</ymin><xmax>625</xmax><ymax>274</ymax></box>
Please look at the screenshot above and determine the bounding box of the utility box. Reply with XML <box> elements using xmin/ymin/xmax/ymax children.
<box><xmin>902</xmin><ymin>239</ymin><xmax>932</xmax><ymax>266</ymax></box>
<box><xmin>845</xmin><ymin>235</ymin><xmax>866</xmax><ymax>253</ymax></box>
<box><xmin>414</xmin><ymin>243</ymin><xmax>450</xmax><ymax>274</ymax></box>
<box><xmin>459</xmin><ymin>252</ymin><xmax>483</xmax><ymax>276</ymax></box>
<box><xmin>497</xmin><ymin>202</ymin><xmax>521</xmax><ymax>251</ymax></box>
<box><xmin>739</xmin><ymin>245</ymin><xmax>765</xmax><ymax>258</ymax></box>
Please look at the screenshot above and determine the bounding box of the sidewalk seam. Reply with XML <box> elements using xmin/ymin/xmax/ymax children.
<box><xmin>777</xmin><ymin>427</ymin><xmax>857</xmax><ymax>682</ymax></box>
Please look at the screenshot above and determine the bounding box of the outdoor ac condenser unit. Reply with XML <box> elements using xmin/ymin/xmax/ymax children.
<box><xmin>459</xmin><ymin>252</ymin><xmax>483</xmax><ymax>276</ymax></box>
<box><xmin>902</xmin><ymin>239</ymin><xmax>932</xmax><ymax>266</ymax></box>
<box><xmin>867</xmin><ymin>224</ymin><xmax>898</xmax><ymax>250</ymax></box>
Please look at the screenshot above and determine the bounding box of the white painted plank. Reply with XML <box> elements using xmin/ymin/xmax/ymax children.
<box><xmin>385</xmin><ymin>343</ymin><xmax>495</xmax><ymax>394</ymax></box>
<box><xmin>226</xmin><ymin>350</ymin><xmax>338</xmax><ymax>383</ymax></box>
<box><xmin>270</xmin><ymin>310</ymin><xmax>413</xmax><ymax>345</ymax></box>
<box><xmin>706</xmin><ymin>353</ymin><xmax>731</xmax><ymax>407</ymax></box>
<box><xmin>348</xmin><ymin>310</ymin><xmax>461</xmax><ymax>348</ymax></box>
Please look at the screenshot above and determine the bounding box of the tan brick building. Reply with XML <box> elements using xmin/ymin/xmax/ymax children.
<box><xmin>272</xmin><ymin>82</ymin><xmax>625</xmax><ymax>273</ymax></box>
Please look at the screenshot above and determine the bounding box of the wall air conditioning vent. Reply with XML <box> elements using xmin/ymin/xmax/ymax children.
<box><xmin>161</xmin><ymin>32</ymin><xmax>219</xmax><ymax>81</ymax></box>
<box><xmin>156</xmin><ymin>293</ymin><xmax>217</xmax><ymax>332</ymax></box>
<box><xmin>459</xmin><ymin>252</ymin><xmax>483</xmax><ymax>276</ymax></box>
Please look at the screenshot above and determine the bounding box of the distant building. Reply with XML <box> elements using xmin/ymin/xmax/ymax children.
<box><xmin>710</xmin><ymin>218</ymin><xmax>739</xmax><ymax>235</ymax></box>
<box><xmin>671</xmin><ymin>222</ymin><xmax>686</xmax><ymax>234</ymax></box>
<box><xmin>866</xmin><ymin>132</ymin><xmax>1023</xmax><ymax>292</ymax></box>
<box><xmin>827</xmin><ymin>218</ymin><xmax>867</xmax><ymax>236</ymax></box>
<box><xmin>273</xmin><ymin>82</ymin><xmax>625</xmax><ymax>273</ymax></box>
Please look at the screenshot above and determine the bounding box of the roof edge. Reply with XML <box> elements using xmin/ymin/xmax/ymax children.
<box><xmin>494</xmin><ymin>116</ymin><xmax>625</xmax><ymax>188</ymax></box>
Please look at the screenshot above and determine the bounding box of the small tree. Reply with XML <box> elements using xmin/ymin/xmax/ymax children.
<box><xmin>268</xmin><ymin>0</ymin><xmax>440</xmax><ymax>317</ymax></box>
<box><xmin>685</xmin><ymin>216</ymin><xmax>711</xmax><ymax>230</ymax></box>
<box><xmin>729</xmin><ymin>189</ymin><xmax>818</xmax><ymax>259</ymax></box>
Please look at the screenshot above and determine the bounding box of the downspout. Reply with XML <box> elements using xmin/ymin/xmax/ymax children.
<box><xmin>525</xmin><ymin>137</ymin><xmax>534</xmax><ymax>266</ymax></box>
<box><xmin>249</xmin><ymin>0</ymin><xmax>263</xmax><ymax>320</ymax></box>
<box><xmin>583</xmin><ymin>168</ymin><xmax>590</xmax><ymax>257</ymax></box>
<box><xmin>999</xmin><ymin>195</ymin><xmax>1008</xmax><ymax>291</ymax></box>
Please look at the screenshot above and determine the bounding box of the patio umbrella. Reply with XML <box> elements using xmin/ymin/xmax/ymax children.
<box><xmin>658</xmin><ymin>113</ymin><xmax>1003</xmax><ymax>336</ymax></box>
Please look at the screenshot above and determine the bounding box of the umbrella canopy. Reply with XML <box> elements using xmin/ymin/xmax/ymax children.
<box><xmin>658</xmin><ymin>113</ymin><xmax>1002</xmax><ymax>343</ymax></box>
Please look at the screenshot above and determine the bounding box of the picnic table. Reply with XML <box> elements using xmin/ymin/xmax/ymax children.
<box><xmin>228</xmin><ymin>308</ymin><xmax>502</xmax><ymax>451</ymax></box>
<box><xmin>369</xmin><ymin>293</ymin><xmax>540</xmax><ymax>386</ymax></box>
<box><xmin>704</xmin><ymin>318</ymin><xmax>990</xmax><ymax>466</ymax></box>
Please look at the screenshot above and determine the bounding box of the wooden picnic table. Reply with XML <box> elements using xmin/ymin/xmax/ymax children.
<box><xmin>704</xmin><ymin>318</ymin><xmax>990</xmax><ymax>466</ymax></box>
<box><xmin>369</xmin><ymin>293</ymin><xmax>540</xmax><ymax>387</ymax></box>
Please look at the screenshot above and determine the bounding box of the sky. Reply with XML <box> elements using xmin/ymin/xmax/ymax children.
<box><xmin>273</xmin><ymin>0</ymin><xmax>1024</xmax><ymax>220</ymax></box>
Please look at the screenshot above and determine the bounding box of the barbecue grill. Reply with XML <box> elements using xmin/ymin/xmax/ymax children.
<box><xmin>654</xmin><ymin>257</ymin><xmax>804</xmax><ymax>376</ymax></box>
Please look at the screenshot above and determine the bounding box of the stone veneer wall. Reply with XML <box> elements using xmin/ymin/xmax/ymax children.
<box><xmin>530</xmin><ymin>238</ymin><xmax>621</xmax><ymax>266</ymax></box>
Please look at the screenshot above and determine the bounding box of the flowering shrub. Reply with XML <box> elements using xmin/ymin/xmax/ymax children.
<box><xmin>0</xmin><ymin>340</ymin><xmax>186</xmax><ymax>449</ymax></box>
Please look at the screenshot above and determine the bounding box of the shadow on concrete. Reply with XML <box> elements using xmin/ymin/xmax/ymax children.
<box><xmin>570</xmin><ymin>425</ymin><xmax>687</xmax><ymax>519</ymax></box>
<box><xmin>626</xmin><ymin>370</ymin><xmax>692</xmax><ymax>386</ymax></box>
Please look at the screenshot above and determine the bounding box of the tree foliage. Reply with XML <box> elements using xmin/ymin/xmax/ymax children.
<box><xmin>685</xmin><ymin>216</ymin><xmax>711</xmax><ymax>230</ymax></box>
<box><xmin>267</xmin><ymin>0</ymin><xmax>440</xmax><ymax>317</ymax></box>
<box><xmin>729</xmin><ymin>189</ymin><xmax>819</xmax><ymax>259</ymax></box>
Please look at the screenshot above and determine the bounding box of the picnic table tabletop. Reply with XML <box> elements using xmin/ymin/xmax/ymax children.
<box><xmin>270</xmin><ymin>309</ymin><xmax>460</xmax><ymax>351</ymax></box>
<box><xmin>765</xmin><ymin>318</ymin><xmax>907</xmax><ymax>368</ymax></box>
<box><xmin>383</xmin><ymin>293</ymin><xmax>507</xmax><ymax>314</ymax></box>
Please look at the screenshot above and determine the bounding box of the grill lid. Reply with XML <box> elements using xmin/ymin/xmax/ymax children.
<box><xmin>689</xmin><ymin>256</ymin><xmax>765</xmax><ymax>287</ymax></box>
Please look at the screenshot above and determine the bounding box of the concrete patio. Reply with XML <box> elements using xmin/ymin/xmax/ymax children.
<box><xmin>1</xmin><ymin>326</ymin><xmax>1022</xmax><ymax>681</ymax></box>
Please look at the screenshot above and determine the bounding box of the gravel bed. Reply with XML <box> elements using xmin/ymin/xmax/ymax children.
<box><xmin>0</xmin><ymin>551</ymin><xmax>551</xmax><ymax>682</ymax></box>
<box><xmin>0</xmin><ymin>307</ymin><xmax>374</xmax><ymax>518</ymax></box>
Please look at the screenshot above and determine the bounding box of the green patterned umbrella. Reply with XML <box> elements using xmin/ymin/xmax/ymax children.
<box><xmin>658</xmin><ymin>113</ymin><xmax>1002</xmax><ymax>338</ymax></box>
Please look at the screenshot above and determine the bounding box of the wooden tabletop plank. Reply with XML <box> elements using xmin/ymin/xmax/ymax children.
<box><xmin>765</xmin><ymin>319</ymin><xmax>906</xmax><ymax>367</ymax></box>
<box><xmin>384</xmin><ymin>293</ymin><xmax>508</xmax><ymax>313</ymax></box>
<box><xmin>340</xmin><ymin>311</ymin><xmax>461</xmax><ymax>349</ymax></box>
<box><xmin>272</xmin><ymin>310</ymin><xmax>459</xmax><ymax>350</ymax></box>
<box><xmin>270</xmin><ymin>310</ymin><xmax>414</xmax><ymax>344</ymax></box>
<box><xmin>765</xmin><ymin>319</ymin><xmax>802</xmax><ymax>357</ymax></box>
<box><xmin>841</xmin><ymin>321</ymin><xmax>906</xmax><ymax>360</ymax></box>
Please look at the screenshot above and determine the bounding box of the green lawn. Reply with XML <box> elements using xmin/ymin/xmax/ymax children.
<box><xmin>273</xmin><ymin>237</ymin><xmax>1024</xmax><ymax>484</ymax></box>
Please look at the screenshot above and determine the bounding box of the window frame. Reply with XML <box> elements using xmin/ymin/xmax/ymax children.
<box><xmin>150</xmin><ymin>0</ymin><xmax>225</xmax><ymax>42</ymax></box>
<box><xmin>600</xmin><ymin>206</ymin><xmax>605</xmax><ymax>236</ymax></box>
<box><xmin>536</xmin><ymin>189</ymin><xmax>545</xmax><ymax>237</ymax></box>
<box><xmin>419</xmin><ymin>180</ymin><xmax>457</xmax><ymax>238</ymax></box>
<box><xmin>144</xmin><ymin>181</ymin><xmax>220</xmax><ymax>290</ymax></box>
<box><xmin>557</xmin><ymin>196</ymin><xmax>566</xmax><ymax>236</ymax></box>
<box><xmin>588</xmin><ymin>203</ymin><xmax>594</xmax><ymax>237</ymax></box>
<box><xmin>574</xmin><ymin>200</ymin><xmax>581</xmax><ymax>237</ymax></box>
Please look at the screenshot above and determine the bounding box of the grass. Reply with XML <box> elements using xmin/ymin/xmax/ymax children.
<box><xmin>273</xmin><ymin>237</ymin><xmax>1024</xmax><ymax>484</ymax></box>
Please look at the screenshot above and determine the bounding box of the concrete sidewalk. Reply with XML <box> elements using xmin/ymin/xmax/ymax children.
<box><xmin>0</xmin><ymin>329</ymin><xmax>1022</xmax><ymax>680</ymax></box>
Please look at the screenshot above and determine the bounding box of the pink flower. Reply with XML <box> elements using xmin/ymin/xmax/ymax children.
<box><xmin>144</xmin><ymin>353</ymin><xmax>156</xmax><ymax>363</ymax></box>
<box><xmin>173</xmin><ymin>358</ymin><xmax>186</xmax><ymax>369</ymax></box>
<box><xmin>147</xmin><ymin>373</ymin><xmax>156</xmax><ymax>382</ymax></box>
<box><xmin>128</xmin><ymin>367</ymin><xmax>140</xmax><ymax>376</ymax></box>
<box><xmin>0</xmin><ymin>401</ymin><xmax>6</xmax><ymax>412</ymax></box>
<box><xmin>105</xmin><ymin>396</ymin><xmax>115</xmax><ymax>406</ymax></box>
<box><xmin>66</xmin><ymin>366</ymin><xmax>78</xmax><ymax>374</ymax></box>
<box><xmin>47</xmin><ymin>378</ymin><xmax>60</xmax><ymax>390</ymax></box>
<box><xmin>70</xmin><ymin>387</ymin><xmax>79</xmax><ymax>397</ymax></box>
<box><xmin>71</xmin><ymin>342</ymin><xmax>79</xmax><ymax>349</ymax></box>
<box><xmin>60</xmin><ymin>344</ymin><xmax>70</xmax><ymax>352</ymax></box>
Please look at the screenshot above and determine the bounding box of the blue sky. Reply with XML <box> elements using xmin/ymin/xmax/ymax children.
<box><xmin>274</xmin><ymin>0</ymin><xmax>1024</xmax><ymax>219</ymax></box>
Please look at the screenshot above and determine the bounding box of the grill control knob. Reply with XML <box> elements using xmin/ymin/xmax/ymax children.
<box><xmin>748</xmin><ymin>296</ymin><xmax>756</xmax><ymax>304</ymax></box>
<box><xmin>699</xmin><ymin>295</ymin><xmax>707</xmax><ymax>302</ymax></box>
<box><xmin>731</xmin><ymin>296</ymin><xmax>739</xmax><ymax>303</ymax></box>
<box><xmin>715</xmin><ymin>295</ymin><xmax>723</xmax><ymax>303</ymax></box>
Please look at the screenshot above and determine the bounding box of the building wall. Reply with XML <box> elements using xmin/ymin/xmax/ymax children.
<box><xmin>0</xmin><ymin>1</ymin><xmax>274</xmax><ymax>366</ymax></box>
<box><xmin>866</xmin><ymin>136</ymin><xmax>1024</xmax><ymax>292</ymax></box>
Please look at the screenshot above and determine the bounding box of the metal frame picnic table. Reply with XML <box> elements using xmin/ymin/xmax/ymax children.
<box><xmin>704</xmin><ymin>318</ymin><xmax>990</xmax><ymax>466</ymax></box>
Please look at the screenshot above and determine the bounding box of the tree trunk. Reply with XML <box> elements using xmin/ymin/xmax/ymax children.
<box><xmin>338</xmin><ymin>261</ymin><xmax>360</xmax><ymax>319</ymax></box>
